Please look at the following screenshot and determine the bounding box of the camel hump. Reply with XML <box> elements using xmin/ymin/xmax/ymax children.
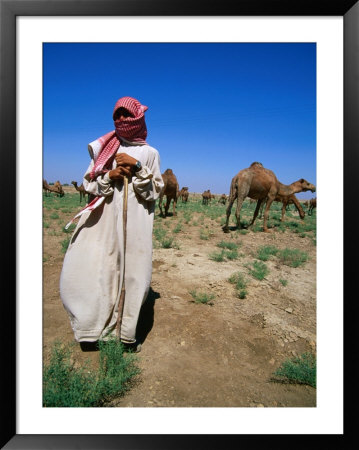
<box><xmin>250</xmin><ymin>161</ymin><xmax>263</xmax><ymax>168</ymax></box>
<box><xmin>164</xmin><ymin>168</ymin><xmax>173</xmax><ymax>175</ymax></box>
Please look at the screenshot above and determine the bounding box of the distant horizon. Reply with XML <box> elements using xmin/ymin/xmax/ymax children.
<box><xmin>44</xmin><ymin>43</ymin><xmax>316</xmax><ymax>199</ymax></box>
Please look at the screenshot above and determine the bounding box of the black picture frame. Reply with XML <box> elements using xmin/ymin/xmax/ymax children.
<box><xmin>1</xmin><ymin>0</ymin><xmax>357</xmax><ymax>448</ymax></box>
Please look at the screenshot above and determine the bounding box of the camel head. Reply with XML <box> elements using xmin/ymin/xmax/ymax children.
<box><xmin>71</xmin><ymin>181</ymin><xmax>77</xmax><ymax>187</ymax></box>
<box><xmin>297</xmin><ymin>178</ymin><xmax>316</xmax><ymax>193</ymax></box>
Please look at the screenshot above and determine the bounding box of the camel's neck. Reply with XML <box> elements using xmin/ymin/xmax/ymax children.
<box><xmin>278</xmin><ymin>182</ymin><xmax>301</xmax><ymax>196</ymax></box>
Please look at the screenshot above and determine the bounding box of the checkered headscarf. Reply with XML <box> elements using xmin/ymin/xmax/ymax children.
<box><xmin>89</xmin><ymin>96</ymin><xmax>148</xmax><ymax>180</ymax></box>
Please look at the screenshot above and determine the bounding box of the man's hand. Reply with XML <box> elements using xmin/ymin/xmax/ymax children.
<box><xmin>115</xmin><ymin>153</ymin><xmax>138</xmax><ymax>169</ymax></box>
<box><xmin>108</xmin><ymin>166</ymin><xmax>132</xmax><ymax>180</ymax></box>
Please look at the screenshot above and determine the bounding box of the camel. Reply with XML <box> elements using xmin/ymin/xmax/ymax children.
<box><xmin>178</xmin><ymin>187</ymin><xmax>189</xmax><ymax>203</ymax></box>
<box><xmin>258</xmin><ymin>193</ymin><xmax>305</xmax><ymax>222</ymax></box>
<box><xmin>223</xmin><ymin>162</ymin><xmax>316</xmax><ymax>233</ymax></box>
<box><xmin>43</xmin><ymin>179</ymin><xmax>64</xmax><ymax>197</ymax></box>
<box><xmin>302</xmin><ymin>200</ymin><xmax>310</xmax><ymax>209</ymax></box>
<box><xmin>159</xmin><ymin>169</ymin><xmax>179</xmax><ymax>217</ymax></box>
<box><xmin>202</xmin><ymin>190</ymin><xmax>213</xmax><ymax>205</ymax></box>
<box><xmin>43</xmin><ymin>179</ymin><xmax>51</xmax><ymax>196</ymax></box>
<box><xmin>218</xmin><ymin>194</ymin><xmax>227</xmax><ymax>205</ymax></box>
<box><xmin>308</xmin><ymin>197</ymin><xmax>316</xmax><ymax>215</ymax></box>
<box><xmin>71</xmin><ymin>181</ymin><xmax>89</xmax><ymax>203</ymax></box>
<box><xmin>53</xmin><ymin>180</ymin><xmax>65</xmax><ymax>197</ymax></box>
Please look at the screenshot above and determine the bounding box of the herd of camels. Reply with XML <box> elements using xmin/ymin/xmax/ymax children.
<box><xmin>158</xmin><ymin>162</ymin><xmax>316</xmax><ymax>232</ymax></box>
<box><xmin>43</xmin><ymin>161</ymin><xmax>316</xmax><ymax>232</ymax></box>
<box><xmin>42</xmin><ymin>179</ymin><xmax>89</xmax><ymax>202</ymax></box>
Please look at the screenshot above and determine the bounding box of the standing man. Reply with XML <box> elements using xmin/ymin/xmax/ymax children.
<box><xmin>60</xmin><ymin>96</ymin><xmax>164</xmax><ymax>352</ymax></box>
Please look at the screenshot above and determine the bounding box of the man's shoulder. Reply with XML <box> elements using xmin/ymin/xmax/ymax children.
<box><xmin>143</xmin><ymin>144</ymin><xmax>160</xmax><ymax>157</ymax></box>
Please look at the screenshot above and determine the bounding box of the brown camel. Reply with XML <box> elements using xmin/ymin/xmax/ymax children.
<box><xmin>43</xmin><ymin>179</ymin><xmax>51</xmax><ymax>196</ymax></box>
<box><xmin>202</xmin><ymin>189</ymin><xmax>213</xmax><ymax>205</ymax></box>
<box><xmin>53</xmin><ymin>180</ymin><xmax>65</xmax><ymax>197</ymax></box>
<box><xmin>178</xmin><ymin>187</ymin><xmax>189</xmax><ymax>203</ymax></box>
<box><xmin>71</xmin><ymin>181</ymin><xmax>89</xmax><ymax>203</ymax></box>
<box><xmin>218</xmin><ymin>194</ymin><xmax>227</xmax><ymax>205</ymax></box>
<box><xmin>223</xmin><ymin>162</ymin><xmax>316</xmax><ymax>232</ymax></box>
<box><xmin>308</xmin><ymin>197</ymin><xmax>316</xmax><ymax>215</ymax></box>
<box><xmin>259</xmin><ymin>193</ymin><xmax>305</xmax><ymax>222</ymax></box>
<box><xmin>159</xmin><ymin>169</ymin><xmax>179</xmax><ymax>217</ymax></box>
<box><xmin>43</xmin><ymin>179</ymin><xmax>64</xmax><ymax>197</ymax></box>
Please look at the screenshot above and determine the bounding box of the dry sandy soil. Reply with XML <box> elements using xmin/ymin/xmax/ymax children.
<box><xmin>43</xmin><ymin>186</ymin><xmax>316</xmax><ymax>408</ymax></box>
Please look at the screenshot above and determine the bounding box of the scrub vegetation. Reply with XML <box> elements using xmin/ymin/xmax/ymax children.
<box><xmin>271</xmin><ymin>352</ymin><xmax>316</xmax><ymax>387</ymax></box>
<box><xmin>43</xmin><ymin>338</ymin><xmax>140</xmax><ymax>407</ymax></box>
<box><xmin>189</xmin><ymin>289</ymin><xmax>215</xmax><ymax>304</ymax></box>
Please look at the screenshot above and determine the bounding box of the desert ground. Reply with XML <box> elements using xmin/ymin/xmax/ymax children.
<box><xmin>43</xmin><ymin>185</ymin><xmax>316</xmax><ymax>408</ymax></box>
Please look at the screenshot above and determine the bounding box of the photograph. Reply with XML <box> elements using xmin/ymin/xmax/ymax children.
<box><xmin>2</xmin><ymin>0</ymin><xmax>356</xmax><ymax>447</ymax></box>
<box><xmin>42</xmin><ymin>42</ymin><xmax>318</xmax><ymax>410</ymax></box>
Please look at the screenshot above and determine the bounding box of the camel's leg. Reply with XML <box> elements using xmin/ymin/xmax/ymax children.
<box><xmin>232</xmin><ymin>180</ymin><xmax>252</xmax><ymax>229</ymax></box>
<box><xmin>258</xmin><ymin>201</ymin><xmax>265</xmax><ymax>219</ymax></box>
<box><xmin>248</xmin><ymin>199</ymin><xmax>263</xmax><ymax>228</ymax></box>
<box><xmin>164</xmin><ymin>197</ymin><xmax>171</xmax><ymax>217</ymax></box>
<box><xmin>281</xmin><ymin>200</ymin><xmax>287</xmax><ymax>222</ymax></box>
<box><xmin>263</xmin><ymin>196</ymin><xmax>275</xmax><ymax>232</ymax></box>
<box><xmin>223</xmin><ymin>194</ymin><xmax>236</xmax><ymax>231</ymax></box>
<box><xmin>233</xmin><ymin>196</ymin><xmax>247</xmax><ymax>229</ymax></box>
<box><xmin>159</xmin><ymin>194</ymin><xmax>164</xmax><ymax>217</ymax></box>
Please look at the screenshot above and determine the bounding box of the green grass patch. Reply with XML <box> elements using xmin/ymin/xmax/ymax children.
<box><xmin>173</xmin><ymin>221</ymin><xmax>183</xmax><ymax>233</ymax></box>
<box><xmin>217</xmin><ymin>241</ymin><xmax>238</xmax><ymax>250</ymax></box>
<box><xmin>251</xmin><ymin>222</ymin><xmax>263</xmax><ymax>233</ymax></box>
<box><xmin>43</xmin><ymin>338</ymin><xmax>140</xmax><ymax>407</ymax></box>
<box><xmin>61</xmin><ymin>237</ymin><xmax>71</xmax><ymax>253</ymax></box>
<box><xmin>225</xmin><ymin>249</ymin><xmax>239</xmax><ymax>260</ymax></box>
<box><xmin>271</xmin><ymin>352</ymin><xmax>316</xmax><ymax>388</ymax></box>
<box><xmin>160</xmin><ymin>237</ymin><xmax>176</xmax><ymax>249</ymax></box>
<box><xmin>256</xmin><ymin>245</ymin><xmax>279</xmax><ymax>261</ymax></box>
<box><xmin>246</xmin><ymin>260</ymin><xmax>269</xmax><ymax>280</ymax></box>
<box><xmin>200</xmin><ymin>229</ymin><xmax>211</xmax><ymax>240</ymax></box>
<box><xmin>209</xmin><ymin>249</ymin><xmax>226</xmax><ymax>262</ymax></box>
<box><xmin>48</xmin><ymin>230</ymin><xmax>61</xmax><ymax>236</ymax></box>
<box><xmin>189</xmin><ymin>289</ymin><xmax>215</xmax><ymax>304</ymax></box>
<box><xmin>153</xmin><ymin>225</ymin><xmax>166</xmax><ymax>239</ymax></box>
<box><xmin>183</xmin><ymin>212</ymin><xmax>192</xmax><ymax>224</ymax></box>
<box><xmin>278</xmin><ymin>248</ymin><xmax>308</xmax><ymax>268</ymax></box>
<box><xmin>50</xmin><ymin>212</ymin><xmax>59</xmax><ymax>220</ymax></box>
<box><xmin>279</xmin><ymin>279</ymin><xmax>288</xmax><ymax>287</ymax></box>
<box><xmin>228</xmin><ymin>271</ymin><xmax>248</xmax><ymax>298</ymax></box>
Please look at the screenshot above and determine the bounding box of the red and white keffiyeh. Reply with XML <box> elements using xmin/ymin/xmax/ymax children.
<box><xmin>65</xmin><ymin>97</ymin><xmax>148</xmax><ymax>230</ymax></box>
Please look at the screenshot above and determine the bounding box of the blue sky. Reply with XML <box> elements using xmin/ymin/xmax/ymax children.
<box><xmin>43</xmin><ymin>42</ymin><xmax>316</xmax><ymax>198</ymax></box>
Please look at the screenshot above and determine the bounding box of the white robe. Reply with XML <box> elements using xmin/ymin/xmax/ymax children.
<box><xmin>60</xmin><ymin>141</ymin><xmax>164</xmax><ymax>343</ymax></box>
